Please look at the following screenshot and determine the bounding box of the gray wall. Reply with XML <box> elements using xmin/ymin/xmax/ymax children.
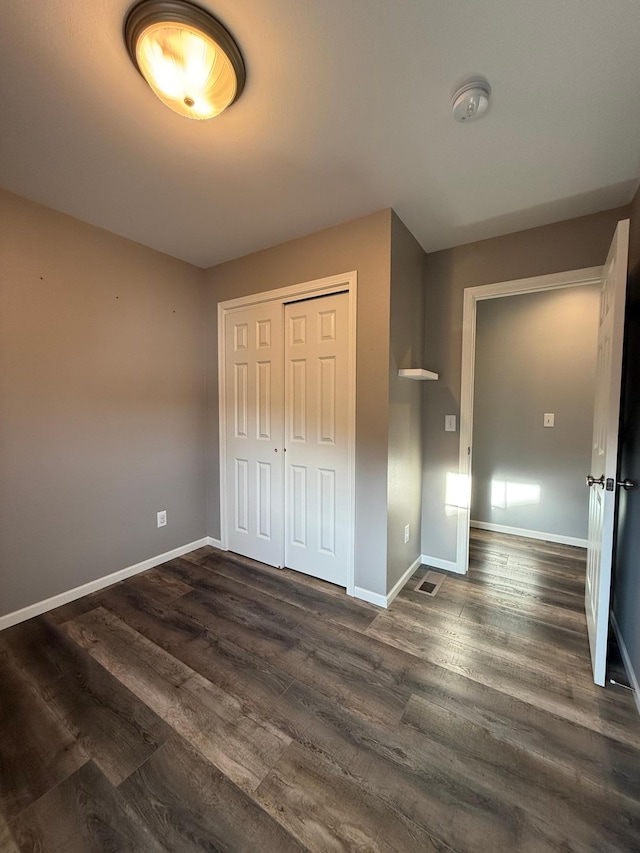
<box><xmin>3</xmin><ymin>184</ymin><xmax>633</xmax><ymax>618</ymax></box>
<box><xmin>612</xmin><ymin>184</ymin><xmax>640</xmax><ymax>691</ymax></box>
<box><xmin>471</xmin><ymin>286</ymin><xmax>600</xmax><ymax>540</ymax></box>
<box><xmin>421</xmin><ymin>206</ymin><xmax>629</xmax><ymax>563</ymax></box>
<box><xmin>387</xmin><ymin>213</ymin><xmax>424</xmax><ymax>591</ymax></box>
<box><xmin>0</xmin><ymin>189</ymin><xmax>208</xmax><ymax>617</ymax></box>
<box><xmin>205</xmin><ymin>210</ymin><xmax>393</xmax><ymax>597</ymax></box>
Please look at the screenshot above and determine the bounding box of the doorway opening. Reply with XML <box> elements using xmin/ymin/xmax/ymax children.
<box><xmin>454</xmin><ymin>219</ymin><xmax>629</xmax><ymax>686</ymax></box>
<box><xmin>469</xmin><ymin>285</ymin><xmax>600</xmax><ymax>551</ymax></box>
<box><xmin>456</xmin><ymin>265</ymin><xmax>604</xmax><ymax>576</ymax></box>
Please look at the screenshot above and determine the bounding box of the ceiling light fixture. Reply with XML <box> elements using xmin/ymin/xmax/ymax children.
<box><xmin>451</xmin><ymin>78</ymin><xmax>491</xmax><ymax>122</ymax></box>
<box><xmin>124</xmin><ymin>0</ymin><xmax>245</xmax><ymax>120</ymax></box>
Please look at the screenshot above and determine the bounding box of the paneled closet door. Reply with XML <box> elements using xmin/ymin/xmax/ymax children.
<box><xmin>284</xmin><ymin>292</ymin><xmax>349</xmax><ymax>586</ymax></box>
<box><xmin>224</xmin><ymin>302</ymin><xmax>284</xmax><ymax>567</ymax></box>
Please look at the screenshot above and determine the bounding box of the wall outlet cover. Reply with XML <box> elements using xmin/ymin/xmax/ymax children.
<box><xmin>543</xmin><ymin>413</ymin><xmax>555</xmax><ymax>428</ymax></box>
<box><xmin>157</xmin><ymin>510</ymin><xmax>167</xmax><ymax>528</ymax></box>
<box><xmin>404</xmin><ymin>524</ymin><xmax>410</xmax><ymax>544</ymax></box>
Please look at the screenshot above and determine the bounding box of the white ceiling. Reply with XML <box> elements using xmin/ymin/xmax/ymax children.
<box><xmin>2</xmin><ymin>0</ymin><xmax>640</xmax><ymax>268</ymax></box>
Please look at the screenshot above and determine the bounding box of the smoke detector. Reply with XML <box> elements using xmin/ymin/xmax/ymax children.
<box><xmin>452</xmin><ymin>78</ymin><xmax>491</xmax><ymax>122</ymax></box>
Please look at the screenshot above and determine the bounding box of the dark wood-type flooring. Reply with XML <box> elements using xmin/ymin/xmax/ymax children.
<box><xmin>1</xmin><ymin>529</ymin><xmax>639</xmax><ymax>852</ymax></box>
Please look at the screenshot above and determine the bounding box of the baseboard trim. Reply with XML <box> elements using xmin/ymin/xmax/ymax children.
<box><xmin>206</xmin><ymin>536</ymin><xmax>225</xmax><ymax>550</ymax></box>
<box><xmin>0</xmin><ymin>537</ymin><xmax>210</xmax><ymax>631</ymax></box>
<box><xmin>387</xmin><ymin>555</ymin><xmax>423</xmax><ymax>607</ymax></box>
<box><xmin>421</xmin><ymin>554</ymin><xmax>464</xmax><ymax>574</ymax></box>
<box><xmin>470</xmin><ymin>520</ymin><xmax>587</xmax><ymax>549</ymax></box>
<box><xmin>355</xmin><ymin>555</ymin><xmax>427</xmax><ymax>609</ymax></box>
<box><xmin>611</xmin><ymin>611</ymin><xmax>640</xmax><ymax>717</ymax></box>
<box><xmin>354</xmin><ymin>586</ymin><xmax>388</xmax><ymax>609</ymax></box>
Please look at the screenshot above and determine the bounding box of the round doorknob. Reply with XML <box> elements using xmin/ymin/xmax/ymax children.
<box><xmin>618</xmin><ymin>479</ymin><xmax>635</xmax><ymax>490</ymax></box>
<box><xmin>586</xmin><ymin>475</ymin><xmax>605</xmax><ymax>488</ymax></box>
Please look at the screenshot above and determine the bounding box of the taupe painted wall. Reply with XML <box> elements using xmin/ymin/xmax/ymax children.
<box><xmin>421</xmin><ymin>206</ymin><xmax>629</xmax><ymax>563</ymax></box>
<box><xmin>471</xmin><ymin>286</ymin><xmax>600</xmax><ymax>540</ymax></box>
<box><xmin>205</xmin><ymin>210</ymin><xmax>392</xmax><ymax>597</ymax></box>
<box><xmin>387</xmin><ymin>213</ymin><xmax>424</xmax><ymax>591</ymax></box>
<box><xmin>0</xmin><ymin>189</ymin><xmax>208</xmax><ymax>617</ymax></box>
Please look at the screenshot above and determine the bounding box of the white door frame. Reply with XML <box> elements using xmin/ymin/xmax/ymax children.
<box><xmin>456</xmin><ymin>265</ymin><xmax>604</xmax><ymax>574</ymax></box>
<box><xmin>218</xmin><ymin>271</ymin><xmax>358</xmax><ymax>596</ymax></box>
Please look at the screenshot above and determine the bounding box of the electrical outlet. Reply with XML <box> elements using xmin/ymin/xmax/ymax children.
<box><xmin>404</xmin><ymin>524</ymin><xmax>410</xmax><ymax>544</ymax></box>
<box><xmin>157</xmin><ymin>510</ymin><xmax>167</xmax><ymax>528</ymax></box>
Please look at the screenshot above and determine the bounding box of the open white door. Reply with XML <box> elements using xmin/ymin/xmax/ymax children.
<box><xmin>585</xmin><ymin>219</ymin><xmax>630</xmax><ymax>686</ymax></box>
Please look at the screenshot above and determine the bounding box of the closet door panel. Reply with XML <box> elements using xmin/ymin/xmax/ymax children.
<box><xmin>225</xmin><ymin>304</ymin><xmax>284</xmax><ymax>566</ymax></box>
<box><xmin>284</xmin><ymin>293</ymin><xmax>349</xmax><ymax>586</ymax></box>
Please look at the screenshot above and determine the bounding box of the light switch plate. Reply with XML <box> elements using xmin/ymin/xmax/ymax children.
<box><xmin>445</xmin><ymin>415</ymin><xmax>457</xmax><ymax>432</ymax></box>
<box><xmin>543</xmin><ymin>413</ymin><xmax>555</xmax><ymax>428</ymax></box>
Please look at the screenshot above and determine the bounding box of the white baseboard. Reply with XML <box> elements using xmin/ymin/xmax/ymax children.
<box><xmin>387</xmin><ymin>555</ymin><xmax>423</xmax><ymax>607</ymax></box>
<box><xmin>470</xmin><ymin>520</ymin><xmax>587</xmax><ymax>549</ymax></box>
<box><xmin>206</xmin><ymin>536</ymin><xmax>225</xmax><ymax>550</ymax></box>
<box><xmin>0</xmin><ymin>537</ymin><xmax>211</xmax><ymax>632</ymax></box>
<box><xmin>354</xmin><ymin>586</ymin><xmax>387</xmax><ymax>608</ymax></box>
<box><xmin>355</xmin><ymin>554</ymin><xmax>423</xmax><ymax>609</ymax></box>
<box><xmin>611</xmin><ymin>611</ymin><xmax>640</xmax><ymax>717</ymax></box>
<box><xmin>421</xmin><ymin>554</ymin><xmax>464</xmax><ymax>574</ymax></box>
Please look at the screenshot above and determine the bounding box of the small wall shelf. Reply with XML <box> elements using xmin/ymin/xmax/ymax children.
<box><xmin>398</xmin><ymin>368</ymin><xmax>439</xmax><ymax>381</ymax></box>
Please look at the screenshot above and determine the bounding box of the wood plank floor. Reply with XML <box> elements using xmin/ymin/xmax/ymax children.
<box><xmin>2</xmin><ymin>529</ymin><xmax>639</xmax><ymax>852</ymax></box>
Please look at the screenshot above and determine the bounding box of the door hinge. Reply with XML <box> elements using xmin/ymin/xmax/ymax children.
<box><xmin>606</xmin><ymin>478</ymin><xmax>614</xmax><ymax>491</ymax></box>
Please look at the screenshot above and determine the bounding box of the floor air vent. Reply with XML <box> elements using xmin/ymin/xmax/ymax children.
<box><xmin>415</xmin><ymin>571</ymin><xmax>445</xmax><ymax>597</ymax></box>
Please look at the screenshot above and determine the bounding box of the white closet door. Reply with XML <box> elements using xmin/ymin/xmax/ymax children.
<box><xmin>224</xmin><ymin>302</ymin><xmax>284</xmax><ymax>567</ymax></box>
<box><xmin>284</xmin><ymin>292</ymin><xmax>349</xmax><ymax>585</ymax></box>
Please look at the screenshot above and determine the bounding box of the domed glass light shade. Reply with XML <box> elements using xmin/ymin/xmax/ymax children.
<box><xmin>124</xmin><ymin>0</ymin><xmax>245</xmax><ymax>120</ymax></box>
